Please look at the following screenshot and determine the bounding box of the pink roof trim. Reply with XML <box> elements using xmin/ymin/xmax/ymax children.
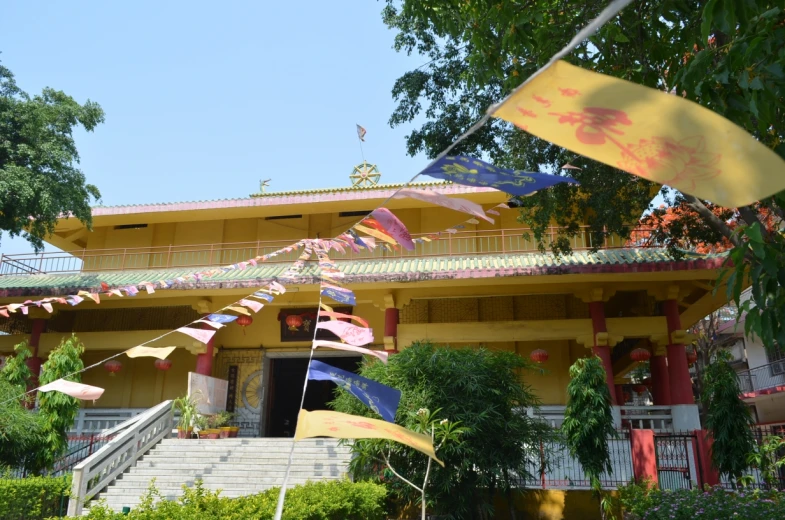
<box><xmin>91</xmin><ymin>184</ymin><xmax>499</xmax><ymax>217</ymax></box>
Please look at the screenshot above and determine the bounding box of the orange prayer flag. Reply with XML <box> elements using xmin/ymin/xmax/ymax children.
<box><xmin>294</xmin><ymin>409</ymin><xmax>443</xmax><ymax>466</ymax></box>
<box><xmin>491</xmin><ymin>60</ymin><xmax>785</xmax><ymax>207</ymax></box>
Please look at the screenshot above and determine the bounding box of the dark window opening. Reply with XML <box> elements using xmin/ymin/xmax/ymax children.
<box><xmin>338</xmin><ymin>210</ymin><xmax>372</xmax><ymax>218</ymax></box>
<box><xmin>114</xmin><ymin>224</ymin><xmax>148</xmax><ymax>230</ymax></box>
<box><xmin>265</xmin><ymin>214</ymin><xmax>303</xmax><ymax>221</ymax></box>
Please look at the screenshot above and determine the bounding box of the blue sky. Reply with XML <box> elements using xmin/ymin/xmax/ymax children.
<box><xmin>1</xmin><ymin>1</ymin><xmax>430</xmax><ymax>255</ymax></box>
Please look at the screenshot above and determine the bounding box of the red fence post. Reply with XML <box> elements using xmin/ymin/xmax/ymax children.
<box><xmin>694</xmin><ymin>430</ymin><xmax>720</xmax><ymax>487</ymax></box>
<box><xmin>630</xmin><ymin>430</ymin><xmax>658</xmax><ymax>485</ymax></box>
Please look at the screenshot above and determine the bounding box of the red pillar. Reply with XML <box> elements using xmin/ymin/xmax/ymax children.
<box><xmin>630</xmin><ymin>430</ymin><xmax>658</xmax><ymax>485</ymax></box>
<box><xmin>589</xmin><ymin>301</ymin><xmax>617</xmax><ymax>405</ymax></box>
<box><xmin>663</xmin><ymin>300</ymin><xmax>693</xmax><ymax>405</ymax></box>
<box><xmin>384</xmin><ymin>307</ymin><xmax>399</xmax><ymax>353</ymax></box>
<box><xmin>650</xmin><ymin>353</ymin><xmax>671</xmax><ymax>405</ymax></box>
<box><xmin>615</xmin><ymin>384</ymin><xmax>626</xmax><ymax>405</ymax></box>
<box><xmin>195</xmin><ymin>319</ymin><xmax>214</xmax><ymax>376</ymax></box>
<box><xmin>694</xmin><ymin>430</ymin><xmax>720</xmax><ymax>487</ymax></box>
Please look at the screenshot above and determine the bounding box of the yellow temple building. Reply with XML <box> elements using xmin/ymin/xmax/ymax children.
<box><xmin>0</xmin><ymin>164</ymin><xmax>730</xmax><ymax>438</ymax></box>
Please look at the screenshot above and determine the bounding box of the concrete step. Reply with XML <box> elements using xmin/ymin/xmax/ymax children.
<box><xmin>87</xmin><ymin>436</ymin><xmax>351</xmax><ymax>513</ymax></box>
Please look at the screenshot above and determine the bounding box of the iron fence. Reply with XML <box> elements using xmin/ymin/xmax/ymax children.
<box><xmin>1</xmin><ymin>434</ymin><xmax>114</xmax><ymax>479</ymax></box>
<box><xmin>520</xmin><ymin>431</ymin><xmax>633</xmax><ymax>489</ymax></box>
<box><xmin>654</xmin><ymin>433</ymin><xmax>700</xmax><ymax>490</ymax></box>
<box><xmin>720</xmin><ymin>424</ymin><xmax>785</xmax><ymax>490</ymax></box>
<box><xmin>737</xmin><ymin>361</ymin><xmax>785</xmax><ymax>395</ymax></box>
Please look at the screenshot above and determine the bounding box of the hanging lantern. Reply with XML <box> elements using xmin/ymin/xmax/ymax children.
<box><xmin>104</xmin><ymin>359</ymin><xmax>122</xmax><ymax>376</ymax></box>
<box><xmin>686</xmin><ymin>349</ymin><xmax>698</xmax><ymax>365</ymax></box>
<box><xmin>286</xmin><ymin>314</ymin><xmax>303</xmax><ymax>332</ymax></box>
<box><xmin>630</xmin><ymin>348</ymin><xmax>651</xmax><ymax>362</ymax></box>
<box><xmin>530</xmin><ymin>349</ymin><xmax>549</xmax><ymax>364</ymax></box>
<box><xmin>154</xmin><ymin>359</ymin><xmax>173</xmax><ymax>371</ymax></box>
<box><xmin>236</xmin><ymin>315</ymin><xmax>253</xmax><ymax>335</ymax></box>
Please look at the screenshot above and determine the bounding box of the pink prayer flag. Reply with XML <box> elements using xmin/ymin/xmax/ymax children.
<box><xmin>42</xmin><ymin>302</ymin><xmax>54</xmax><ymax>313</ymax></box>
<box><xmin>238</xmin><ymin>299</ymin><xmax>263</xmax><ymax>313</ymax></box>
<box><xmin>39</xmin><ymin>379</ymin><xmax>105</xmax><ymax>401</ymax></box>
<box><xmin>142</xmin><ymin>283</ymin><xmax>156</xmax><ymax>294</ymax></box>
<box><xmin>318</xmin><ymin>310</ymin><xmax>370</xmax><ymax>328</ymax></box>
<box><xmin>486</xmin><ymin>209</ymin><xmax>500</xmax><ymax>216</ymax></box>
<box><xmin>313</xmin><ymin>340</ymin><xmax>388</xmax><ymax>364</ymax></box>
<box><xmin>270</xmin><ymin>281</ymin><xmax>287</xmax><ymax>294</ymax></box>
<box><xmin>110</xmin><ymin>289</ymin><xmax>123</xmax><ymax>297</ymax></box>
<box><xmin>195</xmin><ymin>319</ymin><xmax>225</xmax><ymax>329</ymax></box>
<box><xmin>394</xmin><ymin>189</ymin><xmax>494</xmax><ymax>223</ymax></box>
<box><xmin>316</xmin><ymin>320</ymin><xmax>373</xmax><ymax>346</ymax></box>
<box><xmin>21</xmin><ymin>306</ymin><xmax>29</xmax><ymax>315</ymax></box>
<box><xmin>496</xmin><ymin>203</ymin><xmax>510</xmax><ymax>209</ymax></box>
<box><xmin>370</xmin><ymin>208</ymin><xmax>414</xmax><ymax>250</ymax></box>
<box><xmin>177</xmin><ymin>326</ymin><xmax>216</xmax><ymax>344</ymax></box>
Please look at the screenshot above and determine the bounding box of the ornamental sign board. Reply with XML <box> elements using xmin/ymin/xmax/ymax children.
<box><xmin>187</xmin><ymin>372</ymin><xmax>229</xmax><ymax>415</ymax></box>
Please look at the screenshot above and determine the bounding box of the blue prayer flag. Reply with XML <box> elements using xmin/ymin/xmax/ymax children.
<box><xmin>308</xmin><ymin>360</ymin><xmax>401</xmax><ymax>422</ymax></box>
<box><xmin>420</xmin><ymin>155</ymin><xmax>579</xmax><ymax>196</ymax></box>
<box><xmin>253</xmin><ymin>292</ymin><xmax>274</xmax><ymax>302</ymax></box>
<box><xmin>207</xmin><ymin>313</ymin><xmax>238</xmax><ymax>324</ymax></box>
<box><xmin>321</xmin><ymin>286</ymin><xmax>356</xmax><ymax>305</ymax></box>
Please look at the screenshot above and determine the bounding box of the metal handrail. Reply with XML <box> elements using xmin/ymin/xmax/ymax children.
<box><xmin>738</xmin><ymin>360</ymin><xmax>785</xmax><ymax>394</ymax></box>
<box><xmin>0</xmin><ymin>226</ymin><xmax>657</xmax><ymax>276</ymax></box>
<box><xmin>67</xmin><ymin>400</ymin><xmax>174</xmax><ymax>516</ymax></box>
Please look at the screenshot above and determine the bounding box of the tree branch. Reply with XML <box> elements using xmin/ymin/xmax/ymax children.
<box><xmin>382</xmin><ymin>450</ymin><xmax>422</xmax><ymax>493</ymax></box>
<box><xmin>683</xmin><ymin>194</ymin><xmax>742</xmax><ymax>247</ymax></box>
<box><xmin>738</xmin><ymin>205</ymin><xmax>772</xmax><ymax>240</ymax></box>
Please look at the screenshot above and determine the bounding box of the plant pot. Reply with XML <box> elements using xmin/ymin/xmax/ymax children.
<box><xmin>197</xmin><ymin>430</ymin><xmax>209</xmax><ymax>439</ymax></box>
<box><xmin>220</xmin><ymin>427</ymin><xmax>232</xmax><ymax>439</ymax></box>
<box><xmin>207</xmin><ymin>429</ymin><xmax>220</xmax><ymax>440</ymax></box>
<box><xmin>177</xmin><ymin>427</ymin><xmax>193</xmax><ymax>439</ymax></box>
<box><xmin>229</xmin><ymin>426</ymin><xmax>240</xmax><ymax>438</ymax></box>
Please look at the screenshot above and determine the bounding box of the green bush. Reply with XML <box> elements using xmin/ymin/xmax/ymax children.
<box><xmin>619</xmin><ymin>480</ymin><xmax>785</xmax><ymax>519</ymax></box>
<box><xmin>0</xmin><ymin>475</ymin><xmax>70</xmax><ymax>520</ymax></box>
<box><xmin>78</xmin><ymin>479</ymin><xmax>387</xmax><ymax>520</ymax></box>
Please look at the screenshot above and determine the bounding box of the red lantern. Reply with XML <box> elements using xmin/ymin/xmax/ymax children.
<box><xmin>236</xmin><ymin>315</ymin><xmax>253</xmax><ymax>335</ymax></box>
<box><xmin>686</xmin><ymin>350</ymin><xmax>698</xmax><ymax>365</ymax></box>
<box><xmin>286</xmin><ymin>314</ymin><xmax>303</xmax><ymax>331</ymax></box>
<box><xmin>630</xmin><ymin>348</ymin><xmax>651</xmax><ymax>362</ymax></box>
<box><xmin>104</xmin><ymin>359</ymin><xmax>122</xmax><ymax>376</ymax></box>
<box><xmin>154</xmin><ymin>359</ymin><xmax>173</xmax><ymax>371</ymax></box>
<box><xmin>633</xmin><ymin>384</ymin><xmax>647</xmax><ymax>393</ymax></box>
<box><xmin>530</xmin><ymin>349</ymin><xmax>549</xmax><ymax>364</ymax></box>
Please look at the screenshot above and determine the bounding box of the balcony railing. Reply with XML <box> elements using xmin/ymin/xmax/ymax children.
<box><xmin>0</xmin><ymin>226</ymin><xmax>655</xmax><ymax>276</ymax></box>
<box><xmin>738</xmin><ymin>360</ymin><xmax>785</xmax><ymax>395</ymax></box>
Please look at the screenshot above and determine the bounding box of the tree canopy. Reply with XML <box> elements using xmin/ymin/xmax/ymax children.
<box><xmin>382</xmin><ymin>1</ymin><xmax>785</xmax><ymax>346</ymax></box>
<box><xmin>0</xmin><ymin>60</ymin><xmax>104</xmax><ymax>252</ymax></box>
<box><xmin>331</xmin><ymin>341</ymin><xmax>554</xmax><ymax>519</ymax></box>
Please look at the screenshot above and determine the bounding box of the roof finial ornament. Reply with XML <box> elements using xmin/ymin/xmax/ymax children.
<box><xmin>350</xmin><ymin>162</ymin><xmax>381</xmax><ymax>188</ymax></box>
<box><xmin>260</xmin><ymin>179</ymin><xmax>271</xmax><ymax>193</ymax></box>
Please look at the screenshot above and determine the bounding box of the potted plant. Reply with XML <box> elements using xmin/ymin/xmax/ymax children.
<box><xmin>213</xmin><ymin>411</ymin><xmax>234</xmax><ymax>438</ymax></box>
<box><xmin>195</xmin><ymin>414</ymin><xmax>210</xmax><ymax>439</ymax></box>
<box><xmin>171</xmin><ymin>394</ymin><xmax>199</xmax><ymax>439</ymax></box>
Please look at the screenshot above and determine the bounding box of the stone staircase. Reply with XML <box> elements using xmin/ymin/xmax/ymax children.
<box><xmin>89</xmin><ymin>438</ymin><xmax>352</xmax><ymax>512</ymax></box>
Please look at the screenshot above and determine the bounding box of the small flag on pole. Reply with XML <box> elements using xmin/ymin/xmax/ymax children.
<box><xmin>356</xmin><ymin>124</ymin><xmax>367</xmax><ymax>142</ymax></box>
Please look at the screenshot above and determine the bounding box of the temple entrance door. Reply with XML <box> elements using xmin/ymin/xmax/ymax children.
<box><xmin>264</xmin><ymin>355</ymin><xmax>361</xmax><ymax>437</ymax></box>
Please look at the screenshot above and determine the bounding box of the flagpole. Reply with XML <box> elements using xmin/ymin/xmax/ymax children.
<box><xmin>356</xmin><ymin>124</ymin><xmax>366</xmax><ymax>162</ymax></box>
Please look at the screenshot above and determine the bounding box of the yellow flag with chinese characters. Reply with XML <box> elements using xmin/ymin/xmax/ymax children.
<box><xmin>294</xmin><ymin>409</ymin><xmax>444</xmax><ymax>466</ymax></box>
<box><xmin>491</xmin><ymin>60</ymin><xmax>785</xmax><ymax>208</ymax></box>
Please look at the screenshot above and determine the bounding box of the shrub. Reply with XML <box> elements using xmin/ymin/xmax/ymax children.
<box><xmin>78</xmin><ymin>479</ymin><xmax>387</xmax><ymax>520</ymax></box>
<box><xmin>619</xmin><ymin>481</ymin><xmax>785</xmax><ymax>519</ymax></box>
<box><xmin>0</xmin><ymin>475</ymin><xmax>70</xmax><ymax>520</ymax></box>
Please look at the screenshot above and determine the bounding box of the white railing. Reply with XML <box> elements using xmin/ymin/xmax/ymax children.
<box><xmin>620</xmin><ymin>405</ymin><xmax>673</xmax><ymax>432</ymax></box>
<box><xmin>527</xmin><ymin>405</ymin><xmax>674</xmax><ymax>432</ymax></box>
<box><xmin>67</xmin><ymin>401</ymin><xmax>174</xmax><ymax>517</ymax></box>
<box><xmin>70</xmin><ymin>408</ymin><xmax>148</xmax><ymax>436</ymax></box>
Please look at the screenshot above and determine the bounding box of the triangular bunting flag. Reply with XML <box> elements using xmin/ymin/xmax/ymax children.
<box><xmin>313</xmin><ymin>340</ymin><xmax>387</xmax><ymax>363</ymax></box>
<box><xmin>126</xmin><ymin>346</ymin><xmax>177</xmax><ymax>359</ymax></box>
<box><xmin>177</xmin><ymin>327</ymin><xmax>216</xmax><ymax>344</ymax></box>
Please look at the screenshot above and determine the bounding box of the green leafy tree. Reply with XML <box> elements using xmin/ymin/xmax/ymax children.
<box><xmin>0</xmin><ymin>60</ymin><xmax>104</xmax><ymax>251</ymax></box>
<box><xmin>34</xmin><ymin>335</ymin><xmax>86</xmax><ymax>472</ymax></box>
<box><xmin>562</xmin><ymin>356</ymin><xmax>616</xmax><ymax>519</ymax></box>
<box><xmin>381</xmin><ymin>1</ymin><xmax>785</xmax><ymax>348</ymax></box>
<box><xmin>1</xmin><ymin>341</ymin><xmax>33</xmax><ymax>395</ymax></box>
<box><xmin>0</xmin><ymin>377</ymin><xmax>45</xmax><ymax>471</ymax></box>
<box><xmin>331</xmin><ymin>341</ymin><xmax>555</xmax><ymax>519</ymax></box>
<box><xmin>701</xmin><ymin>350</ymin><xmax>756</xmax><ymax>487</ymax></box>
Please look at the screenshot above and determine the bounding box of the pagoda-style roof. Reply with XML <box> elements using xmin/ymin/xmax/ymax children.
<box><xmin>0</xmin><ymin>248</ymin><xmax>724</xmax><ymax>298</ymax></box>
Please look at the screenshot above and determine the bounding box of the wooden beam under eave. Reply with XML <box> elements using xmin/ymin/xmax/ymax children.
<box><xmin>397</xmin><ymin>316</ymin><xmax>669</xmax><ymax>346</ymax></box>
